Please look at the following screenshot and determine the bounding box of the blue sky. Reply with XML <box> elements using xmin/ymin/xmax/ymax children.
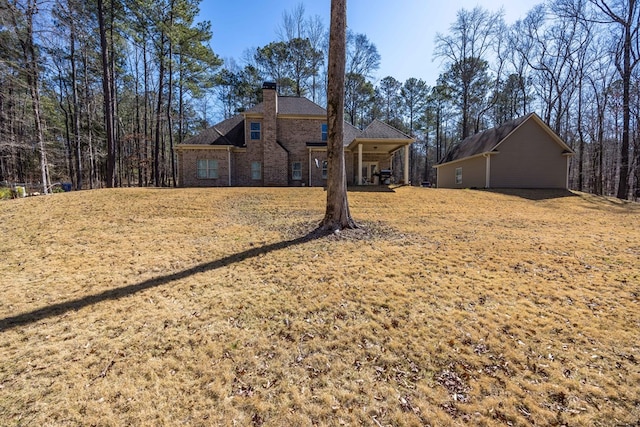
<box><xmin>198</xmin><ymin>0</ymin><xmax>536</xmax><ymax>86</ymax></box>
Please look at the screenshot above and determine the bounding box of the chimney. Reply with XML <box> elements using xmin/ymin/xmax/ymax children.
<box><xmin>261</xmin><ymin>81</ymin><xmax>286</xmax><ymax>185</ymax></box>
<box><xmin>262</xmin><ymin>82</ymin><xmax>278</xmax><ymax>117</ymax></box>
<box><xmin>262</xmin><ymin>81</ymin><xmax>278</xmax><ymax>149</ymax></box>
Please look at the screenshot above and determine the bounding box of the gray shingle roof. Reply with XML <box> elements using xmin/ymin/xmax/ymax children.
<box><xmin>343</xmin><ymin>122</ymin><xmax>362</xmax><ymax>146</ymax></box>
<box><xmin>245</xmin><ymin>96</ymin><xmax>327</xmax><ymax>116</ymax></box>
<box><xmin>182</xmin><ymin>115</ymin><xmax>245</xmax><ymax>146</ymax></box>
<box><xmin>359</xmin><ymin>119</ymin><xmax>412</xmax><ymax>140</ymax></box>
<box><xmin>438</xmin><ymin>113</ymin><xmax>534</xmax><ymax>164</ymax></box>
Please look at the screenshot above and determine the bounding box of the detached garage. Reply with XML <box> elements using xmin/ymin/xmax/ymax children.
<box><xmin>434</xmin><ymin>113</ymin><xmax>574</xmax><ymax>189</ymax></box>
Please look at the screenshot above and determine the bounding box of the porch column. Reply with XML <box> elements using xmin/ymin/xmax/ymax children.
<box><xmin>485</xmin><ymin>154</ymin><xmax>491</xmax><ymax>188</ymax></box>
<box><xmin>358</xmin><ymin>143</ymin><xmax>363</xmax><ymax>185</ymax></box>
<box><xmin>404</xmin><ymin>144</ymin><xmax>410</xmax><ymax>184</ymax></box>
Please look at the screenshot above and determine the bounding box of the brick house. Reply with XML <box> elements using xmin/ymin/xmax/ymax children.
<box><xmin>176</xmin><ymin>82</ymin><xmax>415</xmax><ymax>187</ymax></box>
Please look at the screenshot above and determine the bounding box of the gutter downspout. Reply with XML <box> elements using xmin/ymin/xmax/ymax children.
<box><xmin>308</xmin><ymin>149</ymin><xmax>312</xmax><ymax>187</ymax></box>
<box><xmin>228</xmin><ymin>147</ymin><xmax>232</xmax><ymax>187</ymax></box>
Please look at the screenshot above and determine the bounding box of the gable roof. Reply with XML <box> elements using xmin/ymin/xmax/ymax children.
<box><xmin>436</xmin><ymin>113</ymin><xmax>573</xmax><ymax>166</ymax></box>
<box><xmin>182</xmin><ymin>114</ymin><xmax>245</xmax><ymax>147</ymax></box>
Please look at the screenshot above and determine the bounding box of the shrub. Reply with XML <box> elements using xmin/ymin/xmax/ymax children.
<box><xmin>0</xmin><ymin>187</ymin><xmax>12</xmax><ymax>200</ymax></box>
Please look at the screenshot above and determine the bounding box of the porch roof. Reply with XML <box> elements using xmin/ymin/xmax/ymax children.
<box><xmin>346</xmin><ymin>120</ymin><xmax>415</xmax><ymax>154</ymax></box>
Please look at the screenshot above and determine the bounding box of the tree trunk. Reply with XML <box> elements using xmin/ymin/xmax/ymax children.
<box><xmin>97</xmin><ymin>0</ymin><xmax>116</xmax><ymax>188</ymax></box>
<box><xmin>320</xmin><ymin>0</ymin><xmax>356</xmax><ymax>231</ymax></box>
<box><xmin>167</xmin><ymin>2</ymin><xmax>176</xmax><ymax>187</ymax></box>
<box><xmin>154</xmin><ymin>32</ymin><xmax>166</xmax><ymax>187</ymax></box>
<box><xmin>70</xmin><ymin>28</ymin><xmax>82</xmax><ymax>190</ymax></box>
<box><xmin>13</xmin><ymin>0</ymin><xmax>49</xmax><ymax>194</ymax></box>
<box><xmin>616</xmin><ymin>22</ymin><xmax>632</xmax><ymax>199</ymax></box>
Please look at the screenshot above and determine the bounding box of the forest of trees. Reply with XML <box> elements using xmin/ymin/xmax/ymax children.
<box><xmin>1</xmin><ymin>0</ymin><xmax>638</xmax><ymax>199</ymax></box>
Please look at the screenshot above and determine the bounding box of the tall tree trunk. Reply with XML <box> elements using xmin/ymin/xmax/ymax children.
<box><xmin>97</xmin><ymin>0</ymin><xmax>116</xmax><ymax>188</ymax></box>
<box><xmin>320</xmin><ymin>0</ymin><xmax>356</xmax><ymax>231</ymax></box>
<box><xmin>70</xmin><ymin>29</ymin><xmax>82</xmax><ymax>190</ymax></box>
<box><xmin>616</xmin><ymin>21</ymin><xmax>632</xmax><ymax>199</ymax></box>
<box><xmin>154</xmin><ymin>32</ymin><xmax>166</xmax><ymax>187</ymax></box>
<box><xmin>167</xmin><ymin>2</ymin><xmax>176</xmax><ymax>187</ymax></box>
<box><xmin>13</xmin><ymin>0</ymin><xmax>49</xmax><ymax>194</ymax></box>
<box><xmin>57</xmin><ymin>71</ymin><xmax>74</xmax><ymax>187</ymax></box>
<box><xmin>135</xmin><ymin>44</ymin><xmax>143</xmax><ymax>187</ymax></box>
<box><xmin>143</xmin><ymin>42</ymin><xmax>150</xmax><ymax>186</ymax></box>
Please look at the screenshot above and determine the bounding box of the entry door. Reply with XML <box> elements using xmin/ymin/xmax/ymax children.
<box><xmin>362</xmin><ymin>162</ymin><xmax>378</xmax><ymax>185</ymax></box>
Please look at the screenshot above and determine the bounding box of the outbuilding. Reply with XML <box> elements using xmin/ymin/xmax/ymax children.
<box><xmin>434</xmin><ymin>113</ymin><xmax>574</xmax><ymax>189</ymax></box>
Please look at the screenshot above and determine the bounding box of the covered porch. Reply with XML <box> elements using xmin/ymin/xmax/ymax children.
<box><xmin>347</xmin><ymin>138</ymin><xmax>413</xmax><ymax>186</ymax></box>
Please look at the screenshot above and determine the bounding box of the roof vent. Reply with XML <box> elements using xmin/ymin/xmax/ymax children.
<box><xmin>262</xmin><ymin>82</ymin><xmax>277</xmax><ymax>90</ymax></box>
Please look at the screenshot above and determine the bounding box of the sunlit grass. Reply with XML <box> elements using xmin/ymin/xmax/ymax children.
<box><xmin>0</xmin><ymin>187</ymin><xmax>638</xmax><ymax>426</ymax></box>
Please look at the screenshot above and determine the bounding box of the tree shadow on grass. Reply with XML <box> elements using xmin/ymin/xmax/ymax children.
<box><xmin>0</xmin><ymin>229</ymin><xmax>328</xmax><ymax>333</ymax></box>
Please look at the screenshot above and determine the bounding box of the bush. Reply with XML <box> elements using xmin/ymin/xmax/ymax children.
<box><xmin>0</xmin><ymin>187</ymin><xmax>12</xmax><ymax>200</ymax></box>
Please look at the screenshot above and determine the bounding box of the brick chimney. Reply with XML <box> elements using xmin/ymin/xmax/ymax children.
<box><xmin>261</xmin><ymin>82</ymin><xmax>288</xmax><ymax>185</ymax></box>
<box><xmin>262</xmin><ymin>82</ymin><xmax>278</xmax><ymax>146</ymax></box>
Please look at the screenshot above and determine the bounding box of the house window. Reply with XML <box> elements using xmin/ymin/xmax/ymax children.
<box><xmin>321</xmin><ymin>123</ymin><xmax>328</xmax><ymax>141</ymax></box>
<box><xmin>197</xmin><ymin>159</ymin><xmax>218</xmax><ymax>179</ymax></box>
<box><xmin>251</xmin><ymin>161</ymin><xmax>262</xmax><ymax>180</ymax></box>
<box><xmin>455</xmin><ymin>167</ymin><xmax>463</xmax><ymax>184</ymax></box>
<box><xmin>322</xmin><ymin>160</ymin><xmax>328</xmax><ymax>179</ymax></box>
<box><xmin>292</xmin><ymin>162</ymin><xmax>302</xmax><ymax>180</ymax></box>
<box><xmin>250</xmin><ymin>122</ymin><xmax>261</xmax><ymax>140</ymax></box>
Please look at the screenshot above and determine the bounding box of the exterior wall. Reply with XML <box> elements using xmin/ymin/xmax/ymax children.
<box><xmin>309</xmin><ymin>150</ymin><xmax>327</xmax><ymax>187</ymax></box>
<box><xmin>491</xmin><ymin>120</ymin><xmax>568</xmax><ymax>188</ymax></box>
<box><xmin>245</xmin><ymin>117</ymin><xmax>264</xmax><ymax>186</ymax></box>
<box><xmin>278</xmin><ymin>117</ymin><xmax>325</xmax><ymax>186</ymax></box>
<box><xmin>178</xmin><ymin>147</ymin><xmax>231</xmax><ymax>187</ymax></box>
<box><xmin>436</xmin><ymin>155</ymin><xmax>486</xmax><ymax>188</ymax></box>
<box><xmin>262</xmin><ymin>88</ymin><xmax>288</xmax><ymax>186</ymax></box>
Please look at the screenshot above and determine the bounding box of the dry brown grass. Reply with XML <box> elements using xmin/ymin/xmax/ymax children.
<box><xmin>0</xmin><ymin>187</ymin><xmax>638</xmax><ymax>426</ymax></box>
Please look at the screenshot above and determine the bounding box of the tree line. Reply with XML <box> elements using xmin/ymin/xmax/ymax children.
<box><xmin>0</xmin><ymin>0</ymin><xmax>638</xmax><ymax>199</ymax></box>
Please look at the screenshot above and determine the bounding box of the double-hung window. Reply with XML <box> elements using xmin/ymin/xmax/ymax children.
<box><xmin>321</xmin><ymin>123</ymin><xmax>328</xmax><ymax>141</ymax></box>
<box><xmin>251</xmin><ymin>161</ymin><xmax>262</xmax><ymax>180</ymax></box>
<box><xmin>250</xmin><ymin>122</ymin><xmax>261</xmax><ymax>140</ymax></box>
<box><xmin>292</xmin><ymin>162</ymin><xmax>302</xmax><ymax>180</ymax></box>
<box><xmin>455</xmin><ymin>167</ymin><xmax>463</xmax><ymax>184</ymax></box>
<box><xmin>322</xmin><ymin>160</ymin><xmax>328</xmax><ymax>180</ymax></box>
<box><xmin>197</xmin><ymin>159</ymin><xmax>218</xmax><ymax>179</ymax></box>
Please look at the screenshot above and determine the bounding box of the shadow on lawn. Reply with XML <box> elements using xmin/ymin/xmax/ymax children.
<box><xmin>0</xmin><ymin>229</ymin><xmax>327</xmax><ymax>333</ymax></box>
<box><xmin>482</xmin><ymin>188</ymin><xmax>577</xmax><ymax>201</ymax></box>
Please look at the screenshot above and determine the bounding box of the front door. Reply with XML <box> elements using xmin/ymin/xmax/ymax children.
<box><xmin>362</xmin><ymin>162</ymin><xmax>378</xmax><ymax>185</ymax></box>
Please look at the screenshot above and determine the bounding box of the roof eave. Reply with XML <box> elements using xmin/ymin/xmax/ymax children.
<box><xmin>176</xmin><ymin>144</ymin><xmax>234</xmax><ymax>150</ymax></box>
<box><xmin>433</xmin><ymin>151</ymin><xmax>498</xmax><ymax>168</ymax></box>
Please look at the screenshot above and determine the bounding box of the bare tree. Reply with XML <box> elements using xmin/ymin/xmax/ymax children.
<box><xmin>434</xmin><ymin>6</ymin><xmax>504</xmax><ymax>139</ymax></box>
<box><xmin>7</xmin><ymin>0</ymin><xmax>50</xmax><ymax>194</ymax></box>
<box><xmin>97</xmin><ymin>0</ymin><xmax>116</xmax><ymax>188</ymax></box>
<box><xmin>588</xmin><ymin>0</ymin><xmax>640</xmax><ymax>199</ymax></box>
<box><xmin>320</xmin><ymin>0</ymin><xmax>356</xmax><ymax>231</ymax></box>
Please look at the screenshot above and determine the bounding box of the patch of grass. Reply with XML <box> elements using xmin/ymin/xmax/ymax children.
<box><xmin>0</xmin><ymin>187</ymin><xmax>639</xmax><ymax>426</ymax></box>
